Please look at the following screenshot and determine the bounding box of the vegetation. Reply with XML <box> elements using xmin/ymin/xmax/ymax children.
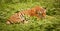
<box><xmin>0</xmin><ymin>0</ymin><xmax>60</xmax><ymax>31</ymax></box>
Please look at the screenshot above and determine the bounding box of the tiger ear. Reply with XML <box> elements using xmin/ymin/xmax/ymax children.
<box><xmin>44</xmin><ymin>7</ymin><xmax>46</xmax><ymax>9</ymax></box>
<box><xmin>42</xmin><ymin>6</ymin><xmax>47</xmax><ymax>9</ymax></box>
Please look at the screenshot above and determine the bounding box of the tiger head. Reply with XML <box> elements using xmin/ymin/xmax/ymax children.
<box><xmin>31</xmin><ymin>6</ymin><xmax>46</xmax><ymax>19</ymax></box>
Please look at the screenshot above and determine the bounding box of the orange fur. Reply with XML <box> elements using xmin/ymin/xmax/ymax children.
<box><xmin>6</xmin><ymin>6</ymin><xmax>46</xmax><ymax>24</ymax></box>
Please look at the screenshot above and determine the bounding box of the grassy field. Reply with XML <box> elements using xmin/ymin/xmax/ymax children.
<box><xmin>0</xmin><ymin>0</ymin><xmax>60</xmax><ymax>31</ymax></box>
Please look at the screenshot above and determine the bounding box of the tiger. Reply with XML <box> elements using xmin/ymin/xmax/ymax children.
<box><xmin>6</xmin><ymin>6</ymin><xmax>46</xmax><ymax>24</ymax></box>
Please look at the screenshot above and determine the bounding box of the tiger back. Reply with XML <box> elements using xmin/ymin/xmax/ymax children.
<box><xmin>6</xmin><ymin>6</ymin><xmax>46</xmax><ymax>24</ymax></box>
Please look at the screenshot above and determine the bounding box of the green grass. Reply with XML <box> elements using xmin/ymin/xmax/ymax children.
<box><xmin>0</xmin><ymin>15</ymin><xmax>60</xmax><ymax>31</ymax></box>
<box><xmin>0</xmin><ymin>0</ymin><xmax>60</xmax><ymax>31</ymax></box>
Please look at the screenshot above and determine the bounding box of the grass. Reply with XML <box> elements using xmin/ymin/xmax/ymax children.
<box><xmin>0</xmin><ymin>15</ymin><xmax>60</xmax><ymax>31</ymax></box>
<box><xmin>0</xmin><ymin>0</ymin><xmax>60</xmax><ymax>31</ymax></box>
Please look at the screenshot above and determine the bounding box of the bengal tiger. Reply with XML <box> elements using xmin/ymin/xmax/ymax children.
<box><xmin>6</xmin><ymin>6</ymin><xmax>46</xmax><ymax>24</ymax></box>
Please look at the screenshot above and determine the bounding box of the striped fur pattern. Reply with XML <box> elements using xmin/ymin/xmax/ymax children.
<box><xmin>6</xmin><ymin>6</ymin><xmax>46</xmax><ymax>24</ymax></box>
